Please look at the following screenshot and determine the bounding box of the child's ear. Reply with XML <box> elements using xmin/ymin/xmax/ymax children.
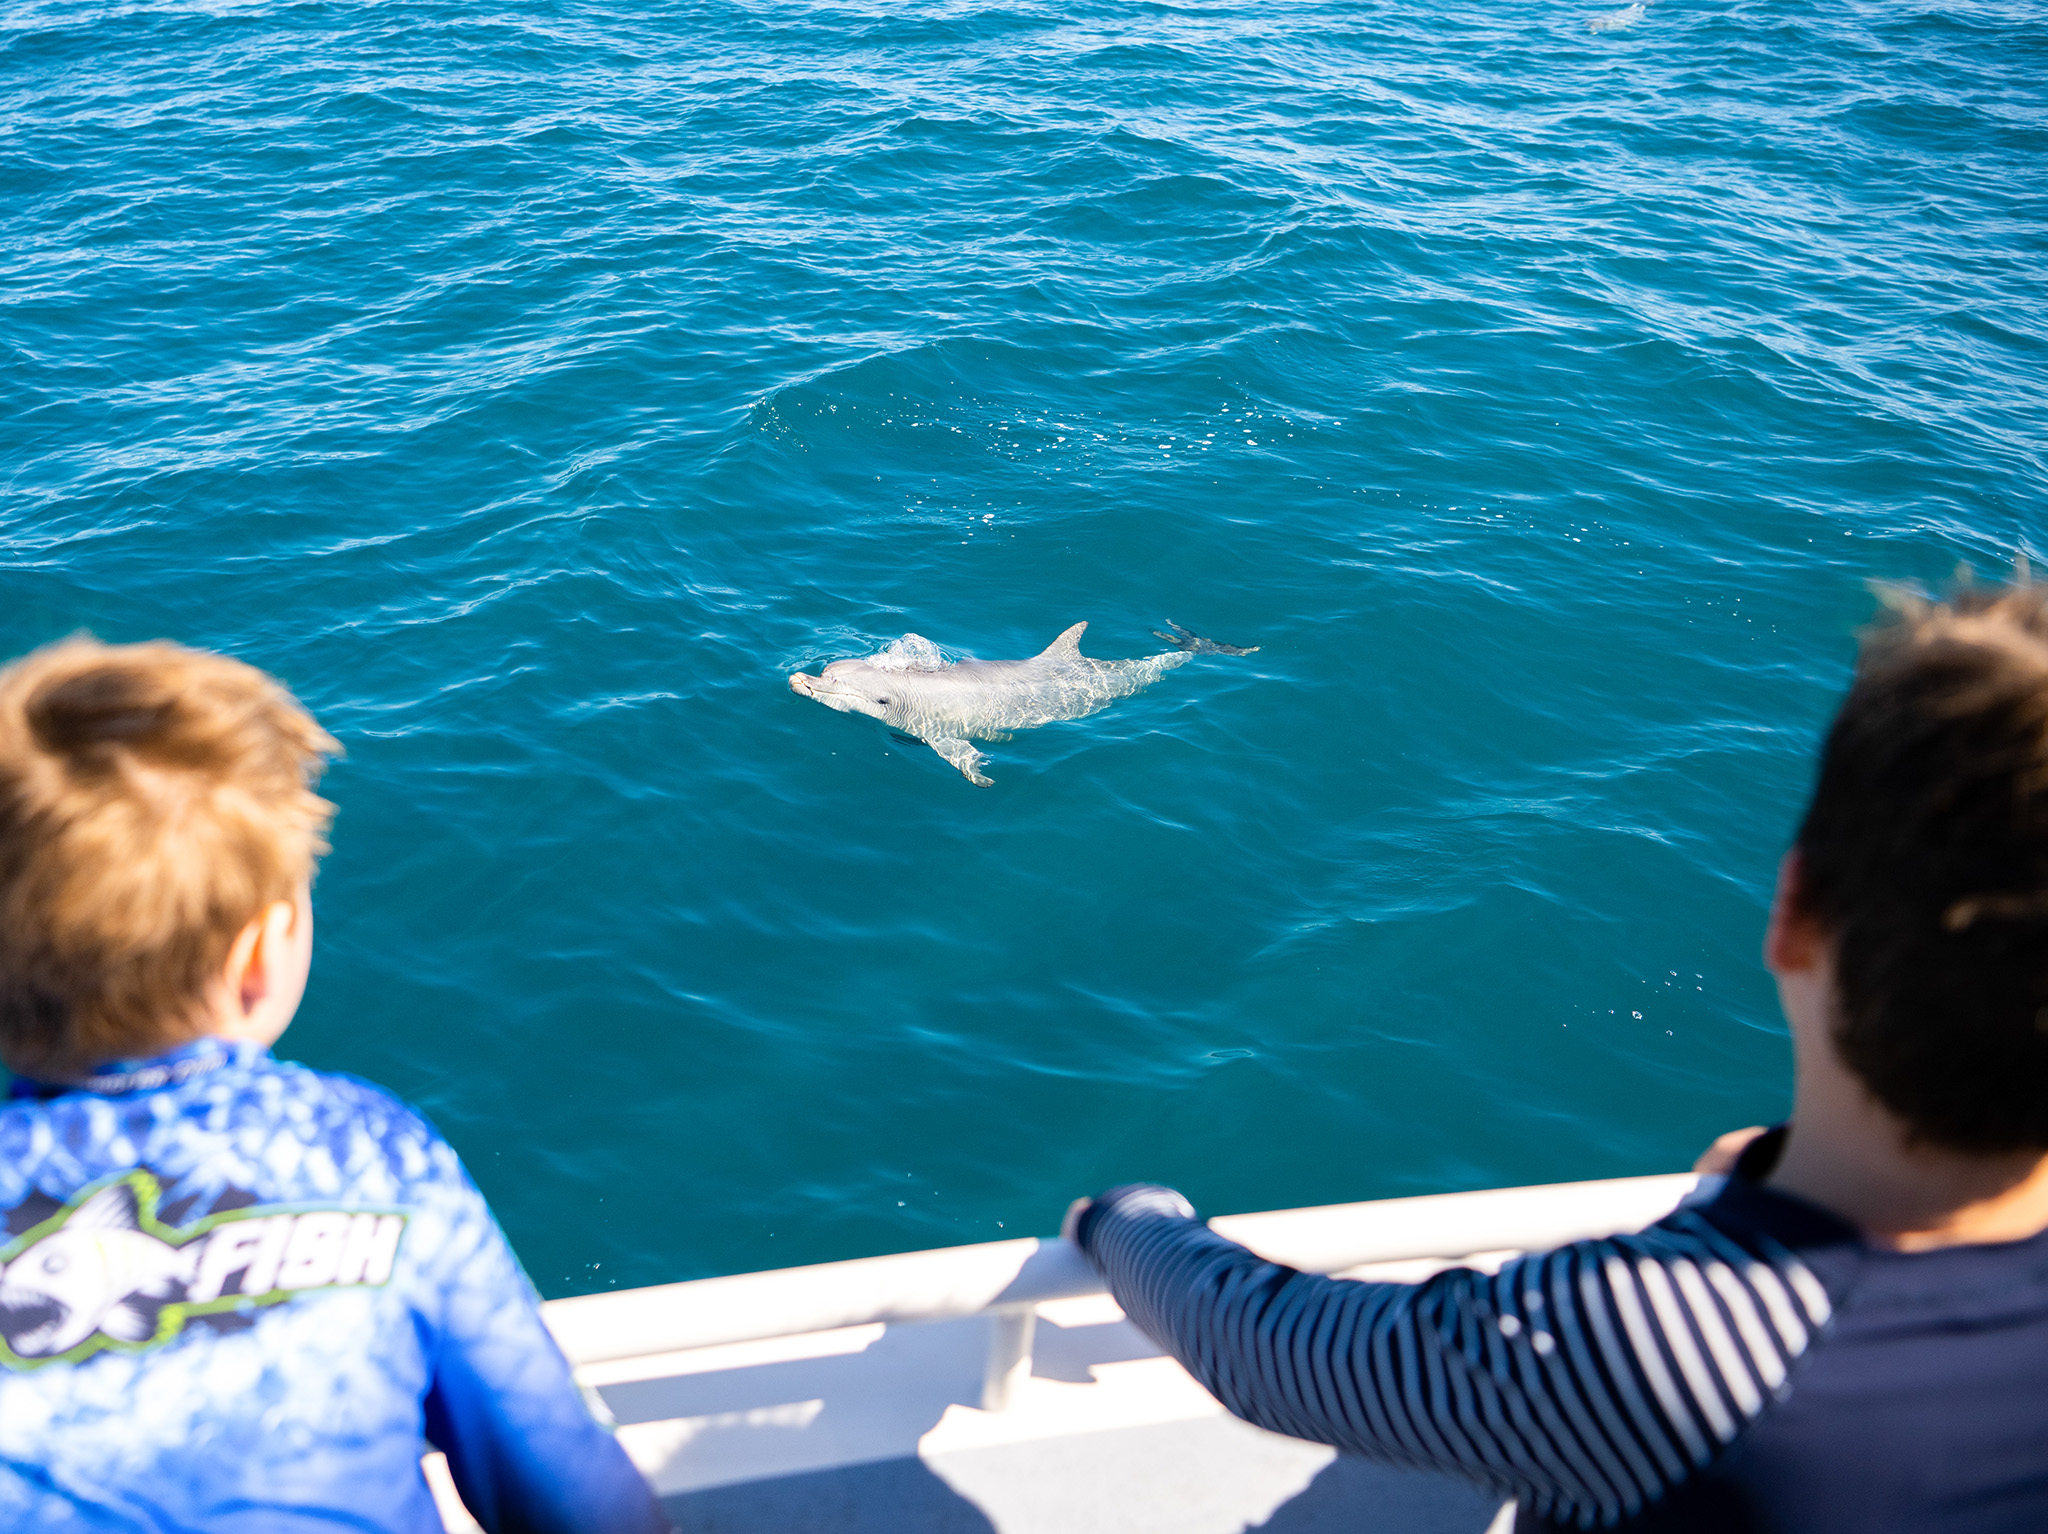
<box><xmin>218</xmin><ymin>899</ymin><xmax>295</xmax><ymax>1016</ymax></box>
<box><xmin>1765</xmin><ymin>851</ymin><xmax>1828</xmax><ymax>976</ymax></box>
<box><xmin>240</xmin><ymin>900</ymin><xmax>300</xmax><ymax>1012</ymax></box>
<box><xmin>221</xmin><ymin>909</ymin><xmax>270</xmax><ymax>1016</ymax></box>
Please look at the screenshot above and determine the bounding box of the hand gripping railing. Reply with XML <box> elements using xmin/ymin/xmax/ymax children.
<box><xmin>541</xmin><ymin>1173</ymin><xmax>1697</xmax><ymax>1410</ymax></box>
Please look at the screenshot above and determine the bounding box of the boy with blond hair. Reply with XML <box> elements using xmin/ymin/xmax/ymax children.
<box><xmin>0</xmin><ymin>638</ymin><xmax>664</xmax><ymax>1533</ymax></box>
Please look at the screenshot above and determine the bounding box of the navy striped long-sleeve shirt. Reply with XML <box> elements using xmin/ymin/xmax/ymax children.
<box><xmin>1077</xmin><ymin>1170</ymin><xmax>2048</xmax><ymax>1532</ymax></box>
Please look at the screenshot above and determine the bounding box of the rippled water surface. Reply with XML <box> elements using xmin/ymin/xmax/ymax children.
<box><xmin>4</xmin><ymin>0</ymin><xmax>2044</xmax><ymax>1295</ymax></box>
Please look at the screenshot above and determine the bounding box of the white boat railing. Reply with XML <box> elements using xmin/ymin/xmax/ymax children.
<box><xmin>541</xmin><ymin>1172</ymin><xmax>1698</xmax><ymax>1410</ymax></box>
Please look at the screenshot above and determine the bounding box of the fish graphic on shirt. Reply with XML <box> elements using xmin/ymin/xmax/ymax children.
<box><xmin>0</xmin><ymin>1172</ymin><xmax>409</xmax><ymax>1367</ymax></box>
<box><xmin>0</xmin><ymin>1181</ymin><xmax>193</xmax><ymax>1357</ymax></box>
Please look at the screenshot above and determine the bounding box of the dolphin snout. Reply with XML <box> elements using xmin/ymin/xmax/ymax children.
<box><xmin>789</xmin><ymin>671</ymin><xmax>818</xmax><ymax>696</ymax></box>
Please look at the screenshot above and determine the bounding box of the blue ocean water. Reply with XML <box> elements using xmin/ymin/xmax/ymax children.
<box><xmin>3</xmin><ymin>0</ymin><xmax>2043</xmax><ymax>1298</ymax></box>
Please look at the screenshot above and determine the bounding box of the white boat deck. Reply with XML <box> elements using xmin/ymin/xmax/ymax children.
<box><xmin>429</xmin><ymin>1174</ymin><xmax>1698</xmax><ymax>1533</ymax></box>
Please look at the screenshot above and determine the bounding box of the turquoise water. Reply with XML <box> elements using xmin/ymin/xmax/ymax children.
<box><xmin>4</xmin><ymin>0</ymin><xmax>2043</xmax><ymax>1298</ymax></box>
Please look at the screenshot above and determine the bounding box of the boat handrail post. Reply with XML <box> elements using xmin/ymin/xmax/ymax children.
<box><xmin>981</xmin><ymin>1302</ymin><xmax>1038</xmax><ymax>1411</ymax></box>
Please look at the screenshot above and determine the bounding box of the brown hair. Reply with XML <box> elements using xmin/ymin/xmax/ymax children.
<box><xmin>0</xmin><ymin>638</ymin><xmax>337</xmax><ymax>1079</ymax></box>
<box><xmin>1795</xmin><ymin>580</ymin><xmax>2048</xmax><ymax>1154</ymax></box>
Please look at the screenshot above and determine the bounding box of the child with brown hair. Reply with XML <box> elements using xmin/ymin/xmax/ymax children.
<box><xmin>0</xmin><ymin>638</ymin><xmax>665</xmax><ymax>1533</ymax></box>
<box><xmin>1067</xmin><ymin>579</ymin><xmax>2048</xmax><ymax>1533</ymax></box>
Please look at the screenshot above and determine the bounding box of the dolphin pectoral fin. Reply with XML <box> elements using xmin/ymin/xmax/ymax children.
<box><xmin>929</xmin><ymin>737</ymin><xmax>994</xmax><ymax>786</ymax></box>
<box><xmin>1153</xmin><ymin>620</ymin><xmax>1259</xmax><ymax>656</ymax></box>
<box><xmin>1038</xmin><ymin>622</ymin><xmax>1088</xmax><ymax>661</ymax></box>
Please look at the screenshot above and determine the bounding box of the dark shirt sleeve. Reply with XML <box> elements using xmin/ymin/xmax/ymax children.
<box><xmin>1075</xmin><ymin>1184</ymin><xmax>1833</xmax><ymax>1528</ymax></box>
<box><xmin>419</xmin><ymin>1181</ymin><xmax>668</xmax><ymax>1534</ymax></box>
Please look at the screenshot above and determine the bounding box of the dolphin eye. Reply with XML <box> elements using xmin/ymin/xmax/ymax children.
<box><xmin>876</xmin><ymin>696</ymin><xmax>891</xmax><ymax>705</ymax></box>
<box><xmin>41</xmin><ymin>1253</ymin><xmax>67</xmax><ymax>1275</ymax></box>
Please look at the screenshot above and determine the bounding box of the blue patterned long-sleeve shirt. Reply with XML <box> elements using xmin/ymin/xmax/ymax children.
<box><xmin>0</xmin><ymin>1038</ymin><xmax>666</xmax><ymax>1534</ymax></box>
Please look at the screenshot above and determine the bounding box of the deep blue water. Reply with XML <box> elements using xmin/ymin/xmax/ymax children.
<box><xmin>3</xmin><ymin>0</ymin><xmax>2044</xmax><ymax>1298</ymax></box>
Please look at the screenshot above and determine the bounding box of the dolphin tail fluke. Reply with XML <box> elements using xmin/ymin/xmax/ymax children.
<box><xmin>929</xmin><ymin>737</ymin><xmax>994</xmax><ymax>787</ymax></box>
<box><xmin>1154</xmin><ymin>621</ymin><xmax>1259</xmax><ymax>656</ymax></box>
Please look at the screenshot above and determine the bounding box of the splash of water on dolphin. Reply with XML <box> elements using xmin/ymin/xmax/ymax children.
<box><xmin>788</xmin><ymin>621</ymin><xmax>1258</xmax><ymax>785</ymax></box>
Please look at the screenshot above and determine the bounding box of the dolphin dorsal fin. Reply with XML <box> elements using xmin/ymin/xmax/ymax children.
<box><xmin>1040</xmin><ymin>622</ymin><xmax>1088</xmax><ymax>660</ymax></box>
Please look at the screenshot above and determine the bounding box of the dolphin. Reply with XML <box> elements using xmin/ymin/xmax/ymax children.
<box><xmin>0</xmin><ymin>1181</ymin><xmax>194</xmax><ymax>1358</ymax></box>
<box><xmin>789</xmin><ymin>621</ymin><xmax>1258</xmax><ymax>785</ymax></box>
<box><xmin>1587</xmin><ymin>3</ymin><xmax>1645</xmax><ymax>30</ymax></box>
